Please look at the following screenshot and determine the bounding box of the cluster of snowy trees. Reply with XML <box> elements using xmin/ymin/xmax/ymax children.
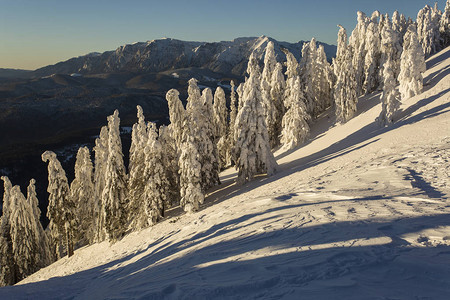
<box><xmin>1</xmin><ymin>177</ymin><xmax>51</xmax><ymax>285</ymax></box>
<box><xmin>1</xmin><ymin>1</ymin><xmax>448</xmax><ymax>286</ymax></box>
<box><xmin>335</xmin><ymin>1</ymin><xmax>450</xmax><ymax>126</ymax></box>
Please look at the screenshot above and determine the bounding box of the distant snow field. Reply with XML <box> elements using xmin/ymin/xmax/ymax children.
<box><xmin>1</xmin><ymin>47</ymin><xmax>449</xmax><ymax>300</ymax></box>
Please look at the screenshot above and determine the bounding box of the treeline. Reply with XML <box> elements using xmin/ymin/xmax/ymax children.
<box><xmin>1</xmin><ymin>1</ymin><xmax>449</xmax><ymax>287</ymax></box>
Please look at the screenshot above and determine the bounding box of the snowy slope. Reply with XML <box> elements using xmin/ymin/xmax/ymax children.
<box><xmin>1</xmin><ymin>48</ymin><xmax>449</xmax><ymax>300</ymax></box>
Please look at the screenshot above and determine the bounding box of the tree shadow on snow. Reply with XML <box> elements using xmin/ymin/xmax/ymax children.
<box><xmin>425</xmin><ymin>47</ymin><xmax>450</xmax><ymax>70</ymax></box>
<box><xmin>3</xmin><ymin>209</ymin><xmax>450</xmax><ymax>299</ymax></box>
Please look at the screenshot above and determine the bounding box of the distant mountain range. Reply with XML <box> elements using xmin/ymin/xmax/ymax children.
<box><xmin>0</xmin><ymin>36</ymin><xmax>336</xmax><ymax>79</ymax></box>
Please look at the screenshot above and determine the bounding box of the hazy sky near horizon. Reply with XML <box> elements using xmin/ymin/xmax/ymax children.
<box><xmin>0</xmin><ymin>0</ymin><xmax>446</xmax><ymax>70</ymax></box>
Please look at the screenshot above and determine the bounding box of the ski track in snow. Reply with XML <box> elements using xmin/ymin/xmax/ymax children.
<box><xmin>1</xmin><ymin>48</ymin><xmax>450</xmax><ymax>299</ymax></box>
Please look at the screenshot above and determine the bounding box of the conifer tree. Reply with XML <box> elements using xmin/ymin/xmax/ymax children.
<box><xmin>0</xmin><ymin>176</ymin><xmax>16</xmax><ymax>286</ymax></box>
<box><xmin>392</xmin><ymin>10</ymin><xmax>402</xmax><ymax>36</ymax></box>
<box><xmin>300</xmin><ymin>38</ymin><xmax>317</xmax><ymax>116</ymax></box>
<box><xmin>213</xmin><ymin>87</ymin><xmax>228</xmax><ymax>169</ymax></box>
<box><xmin>186</xmin><ymin>79</ymin><xmax>219</xmax><ymax>191</ymax></box>
<box><xmin>158</xmin><ymin>125</ymin><xmax>181</xmax><ymax>209</ymax></box>
<box><xmin>363</xmin><ymin>19</ymin><xmax>382</xmax><ymax>94</ymax></box>
<box><xmin>9</xmin><ymin>186</ymin><xmax>40</xmax><ymax>281</ymax></box>
<box><xmin>227</xmin><ymin>80</ymin><xmax>238</xmax><ymax>166</ymax></box>
<box><xmin>27</xmin><ymin>179</ymin><xmax>41</xmax><ymax>226</ymax></box>
<box><xmin>378</xmin><ymin>58</ymin><xmax>401</xmax><ymax>126</ymax></box>
<box><xmin>127</xmin><ymin>106</ymin><xmax>149</xmax><ymax>231</ymax></box>
<box><xmin>399</xmin><ymin>24</ymin><xmax>426</xmax><ymax>100</ymax></box>
<box><xmin>335</xmin><ymin>25</ymin><xmax>348</xmax><ymax>69</ymax></box>
<box><xmin>128</xmin><ymin>105</ymin><xmax>148</xmax><ymax>177</ymax></box>
<box><xmin>101</xmin><ymin>110</ymin><xmax>128</xmax><ymax>242</ymax></box>
<box><xmin>349</xmin><ymin>11</ymin><xmax>369</xmax><ymax>96</ymax></box>
<box><xmin>281</xmin><ymin>76</ymin><xmax>310</xmax><ymax>150</ymax></box>
<box><xmin>27</xmin><ymin>179</ymin><xmax>52</xmax><ymax>266</ymax></box>
<box><xmin>417</xmin><ymin>4</ymin><xmax>442</xmax><ymax>57</ymax></box>
<box><xmin>285</xmin><ymin>50</ymin><xmax>299</xmax><ymax>78</ymax></box>
<box><xmin>261</xmin><ymin>41</ymin><xmax>279</xmax><ymax>148</ymax></box>
<box><xmin>315</xmin><ymin>45</ymin><xmax>333</xmax><ymax>114</ymax></box>
<box><xmin>164</xmin><ymin>89</ymin><xmax>185</xmax><ymax>208</ymax></box>
<box><xmin>179</xmin><ymin>121</ymin><xmax>204</xmax><ymax>213</ymax></box>
<box><xmin>166</xmin><ymin>89</ymin><xmax>186</xmax><ymax>150</ymax></box>
<box><xmin>380</xmin><ymin>14</ymin><xmax>403</xmax><ymax>81</ymax></box>
<box><xmin>334</xmin><ymin>26</ymin><xmax>358</xmax><ymax>123</ymax></box>
<box><xmin>70</xmin><ymin>147</ymin><xmax>95</xmax><ymax>245</ymax></box>
<box><xmin>234</xmin><ymin>53</ymin><xmax>277</xmax><ymax>184</ymax></box>
<box><xmin>42</xmin><ymin>150</ymin><xmax>75</xmax><ymax>258</ymax></box>
<box><xmin>270</xmin><ymin>62</ymin><xmax>286</xmax><ymax>143</ymax></box>
<box><xmin>142</xmin><ymin>123</ymin><xmax>169</xmax><ymax>224</ymax></box>
<box><xmin>93</xmin><ymin>125</ymin><xmax>108</xmax><ymax>241</ymax></box>
<box><xmin>441</xmin><ymin>0</ymin><xmax>450</xmax><ymax>47</ymax></box>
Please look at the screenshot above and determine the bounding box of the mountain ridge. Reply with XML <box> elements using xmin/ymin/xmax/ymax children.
<box><xmin>31</xmin><ymin>36</ymin><xmax>337</xmax><ymax>78</ymax></box>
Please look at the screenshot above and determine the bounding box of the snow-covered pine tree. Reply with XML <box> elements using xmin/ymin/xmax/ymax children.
<box><xmin>334</xmin><ymin>26</ymin><xmax>358</xmax><ymax>123</ymax></box>
<box><xmin>0</xmin><ymin>176</ymin><xmax>16</xmax><ymax>286</ymax></box>
<box><xmin>378</xmin><ymin>58</ymin><xmax>401</xmax><ymax>126</ymax></box>
<box><xmin>185</xmin><ymin>79</ymin><xmax>220</xmax><ymax>191</ymax></box>
<box><xmin>441</xmin><ymin>0</ymin><xmax>450</xmax><ymax>47</ymax></box>
<box><xmin>70</xmin><ymin>147</ymin><xmax>95</xmax><ymax>245</ymax></box>
<box><xmin>333</xmin><ymin>24</ymin><xmax>348</xmax><ymax>81</ymax></box>
<box><xmin>432</xmin><ymin>3</ymin><xmax>443</xmax><ymax>38</ymax></box>
<box><xmin>179</xmin><ymin>120</ymin><xmax>204</xmax><ymax>213</ymax></box>
<box><xmin>392</xmin><ymin>10</ymin><xmax>402</xmax><ymax>35</ymax></box>
<box><xmin>270</xmin><ymin>62</ymin><xmax>286</xmax><ymax>144</ymax></box>
<box><xmin>213</xmin><ymin>86</ymin><xmax>228</xmax><ymax>169</ymax></box>
<box><xmin>262</xmin><ymin>41</ymin><xmax>277</xmax><ymax>84</ymax></box>
<box><xmin>166</xmin><ymin>88</ymin><xmax>186</xmax><ymax>150</ymax></box>
<box><xmin>42</xmin><ymin>150</ymin><xmax>75</xmax><ymax>258</ymax></box>
<box><xmin>164</xmin><ymin>89</ymin><xmax>185</xmax><ymax>209</ymax></box>
<box><xmin>417</xmin><ymin>4</ymin><xmax>442</xmax><ymax>57</ymax></box>
<box><xmin>261</xmin><ymin>41</ymin><xmax>279</xmax><ymax>148</ymax></box>
<box><xmin>299</xmin><ymin>38</ymin><xmax>317</xmax><ymax>116</ymax></box>
<box><xmin>380</xmin><ymin>14</ymin><xmax>403</xmax><ymax>81</ymax></box>
<box><xmin>281</xmin><ymin>74</ymin><xmax>310</xmax><ymax>150</ymax></box>
<box><xmin>349</xmin><ymin>11</ymin><xmax>369</xmax><ymax>96</ymax></box>
<box><xmin>26</xmin><ymin>179</ymin><xmax>41</xmax><ymax>228</ymax></box>
<box><xmin>285</xmin><ymin>50</ymin><xmax>299</xmax><ymax>78</ymax></box>
<box><xmin>127</xmin><ymin>106</ymin><xmax>149</xmax><ymax>231</ymax></box>
<box><xmin>363</xmin><ymin>17</ymin><xmax>382</xmax><ymax>94</ymax></box>
<box><xmin>202</xmin><ymin>87</ymin><xmax>220</xmax><ymax>187</ymax></box>
<box><xmin>128</xmin><ymin>105</ymin><xmax>148</xmax><ymax>180</ymax></box>
<box><xmin>101</xmin><ymin>110</ymin><xmax>128</xmax><ymax>242</ymax></box>
<box><xmin>398</xmin><ymin>24</ymin><xmax>426</xmax><ymax>100</ymax></box>
<box><xmin>234</xmin><ymin>53</ymin><xmax>277</xmax><ymax>185</ymax></box>
<box><xmin>93</xmin><ymin>125</ymin><xmax>108</xmax><ymax>241</ymax></box>
<box><xmin>158</xmin><ymin>125</ymin><xmax>181</xmax><ymax>209</ymax></box>
<box><xmin>9</xmin><ymin>185</ymin><xmax>40</xmax><ymax>281</ymax></box>
<box><xmin>142</xmin><ymin>123</ymin><xmax>169</xmax><ymax>225</ymax></box>
<box><xmin>315</xmin><ymin>45</ymin><xmax>333</xmax><ymax>114</ymax></box>
<box><xmin>26</xmin><ymin>179</ymin><xmax>52</xmax><ymax>266</ymax></box>
<box><xmin>202</xmin><ymin>87</ymin><xmax>215</xmax><ymax>139</ymax></box>
<box><xmin>227</xmin><ymin>80</ymin><xmax>238</xmax><ymax>166</ymax></box>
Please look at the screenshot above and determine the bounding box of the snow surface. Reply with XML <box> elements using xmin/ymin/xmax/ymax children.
<box><xmin>1</xmin><ymin>48</ymin><xmax>449</xmax><ymax>299</ymax></box>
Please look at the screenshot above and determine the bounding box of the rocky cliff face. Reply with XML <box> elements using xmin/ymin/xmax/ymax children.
<box><xmin>33</xmin><ymin>36</ymin><xmax>336</xmax><ymax>77</ymax></box>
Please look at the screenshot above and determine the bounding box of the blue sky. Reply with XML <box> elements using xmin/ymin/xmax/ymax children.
<box><xmin>0</xmin><ymin>0</ymin><xmax>446</xmax><ymax>70</ymax></box>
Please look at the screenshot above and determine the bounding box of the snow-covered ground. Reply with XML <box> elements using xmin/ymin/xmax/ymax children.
<box><xmin>1</xmin><ymin>48</ymin><xmax>449</xmax><ymax>299</ymax></box>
